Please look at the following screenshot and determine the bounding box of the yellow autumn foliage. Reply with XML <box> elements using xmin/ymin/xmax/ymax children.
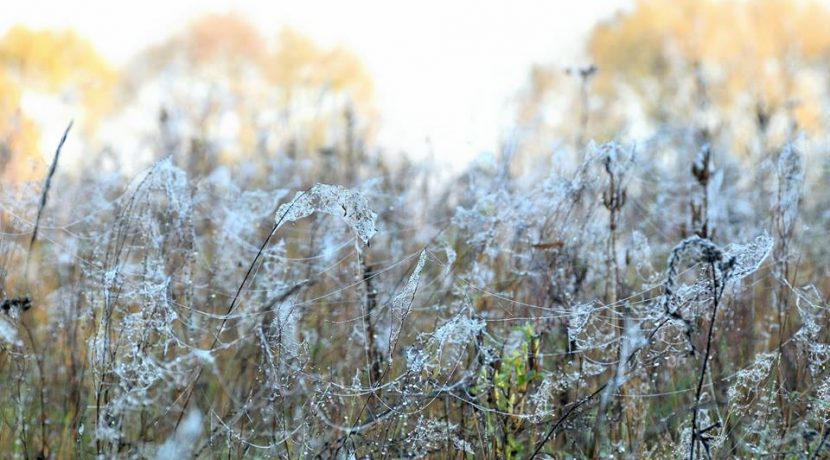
<box><xmin>520</xmin><ymin>0</ymin><xmax>830</xmax><ymax>156</ymax></box>
<box><xmin>0</xmin><ymin>26</ymin><xmax>116</xmax><ymax>181</ymax></box>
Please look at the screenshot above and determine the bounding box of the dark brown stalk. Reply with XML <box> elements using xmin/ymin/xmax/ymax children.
<box><xmin>26</xmin><ymin>121</ymin><xmax>73</xmax><ymax>279</ymax></box>
<box><xmin>689</xmin><ymin>260</ymin><xmax>723</xmax><ymax>460</ymax></box>
<box><xmin>573</xmin><ymin>64</ymin><xmax>597</xmax><ymax>151</ymax></box>
<box><xmin>362</xmin><ymin>262</ymin><xmax>382</xmax><ymax>387</ymax></box>
<box><xmin>17</xmin><ymin>120</ymin><xmax>72</xmax><ymax>458</ymax></box>
<box><xmin>591</xmin><ymin>147</ymin><xmax>627</xmax><ymax>455</ymax></box>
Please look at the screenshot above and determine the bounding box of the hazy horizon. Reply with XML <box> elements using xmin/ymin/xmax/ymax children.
<box><xmin>1</xmin><ymin>0</ymin><xmax>630</xmax><ymax>169</ymax></box>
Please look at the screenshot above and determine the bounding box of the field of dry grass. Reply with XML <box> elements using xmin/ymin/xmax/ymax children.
<box><xmin>1</xmin><ymin>122</ymin><xmax>828</xmax><ymax>459</ymax></box>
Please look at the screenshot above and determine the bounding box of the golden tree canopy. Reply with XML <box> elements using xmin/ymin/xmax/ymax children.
<box><xmin>0</xmin><ymin>26</ymin><xmax>116</xmax><ymax>181</ymax></box>
<box><xmin>520</xmin><ymin>0</ymin><xmax>830</xmax><ymax>155</ymax></box>
<box><xmin>124</xmin><ymin>15</ymin><xmax>375</xmax><ymax>160</ymax></box>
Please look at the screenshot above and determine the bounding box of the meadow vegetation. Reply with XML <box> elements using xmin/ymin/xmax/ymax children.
<box><xmin>2</xmin><ymin>1</ymin><xmax>830</xmax><ymax>458</ymax></box>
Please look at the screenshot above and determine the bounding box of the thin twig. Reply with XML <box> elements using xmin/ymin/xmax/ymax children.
<box><xmin>26</xmin><ymin>121</ymin><xmax>73</xmax><ymax>279</ymax></box>
<box><xmin>689</xmin><ymin>260</ymin><xmax>723</xmax><ymax>460</ymax></box>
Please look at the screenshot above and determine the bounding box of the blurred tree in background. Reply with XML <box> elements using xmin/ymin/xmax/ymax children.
<box><xmin>517</xmin><ymin>0</ymin><xmax>830</xmax><ymax>166</ymax></box>
<box><xmin>119</xmin><ymin>13</ymin><xmax>375</xmax><ymax>178</ymax></box>
<box><xmin>0</xmin><ymin>26</ymin><xmax>116</xmax><ymax>181</ymax></box>
<box><xmin>0</xmin><ymin>14</ymin><xmax>375</xmax><ymax>182</ymax></box>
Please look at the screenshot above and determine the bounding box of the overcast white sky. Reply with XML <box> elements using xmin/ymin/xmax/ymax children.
<box><xmin>2</xmin><ymin>0</ymin><xmax>631</xmax><ymax>167</ymax></box>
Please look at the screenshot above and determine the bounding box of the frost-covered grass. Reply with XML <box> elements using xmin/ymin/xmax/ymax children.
<box><xmin>0</xmin><ymin>134</ymin><xmax>829</xmax><ymax>459</ymax></box>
